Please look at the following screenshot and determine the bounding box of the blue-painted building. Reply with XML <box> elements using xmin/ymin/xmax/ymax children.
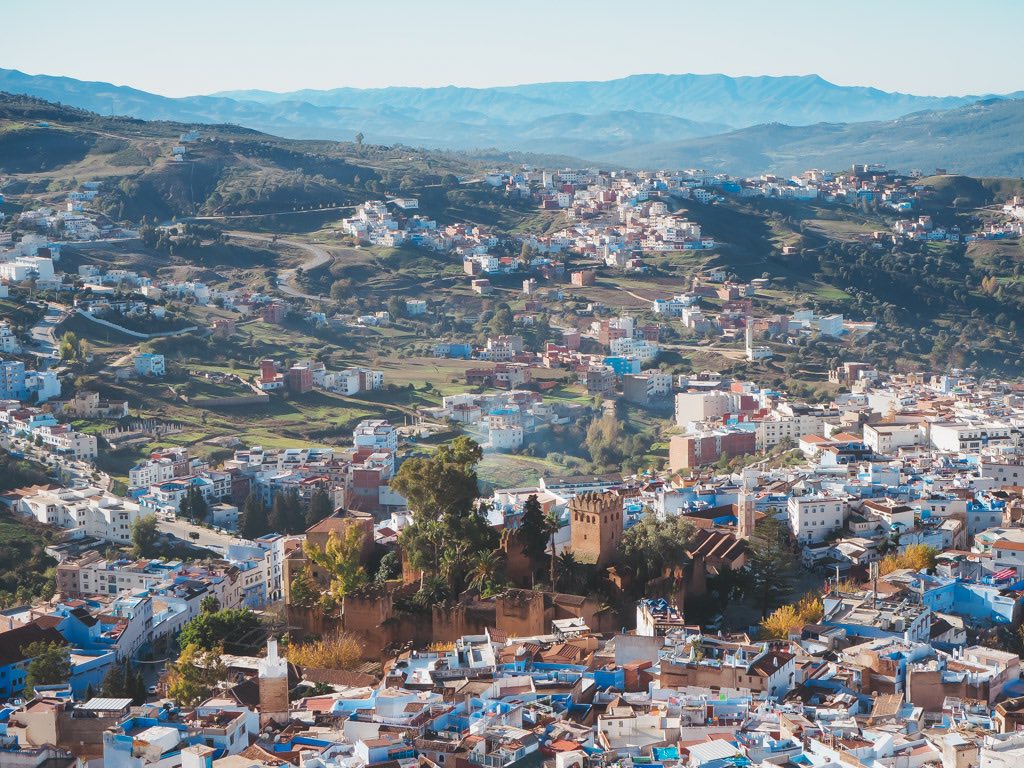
<box><xmin>602</xmin><ymin>356</ymin><xmax>641</xmax><ymax>378</ymax></box>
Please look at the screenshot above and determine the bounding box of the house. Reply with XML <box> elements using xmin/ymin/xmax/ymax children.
<box><xmin>261</xmin><ymin>302</ymin><xmax>288</xmax><ymax>324</ymax></box>
<box><xmin>133</xmin><ymin>353</ymin><xmax>165</xmax><ymax>377</ymax></box>
<box><xmin>52</xmin><ymin>391</ymin><xmax>129</xmax><ymax>420</ymax></box>
<box><xmin>571</xmin><ymin>270</ymin><xmax>596</xmax><ymax>287</ymax></box>
<box><xmin>285</xmin><ymin>365</ymin><xmax>312</xmax><ymax>394</ymax></box>
<box><xmin>788</xmin><ymin>493</ymin><xmax>848</xmax><ymax>544</ymax></box>
<box><xmin>0</xmin><ymin>620</ymin><xmax>68</xmax><ymax>700</ymax></box>
<box><xmin>669</xmin><ymin>428</ymin><xmax>756</xmax><ymax>471</ymax></box>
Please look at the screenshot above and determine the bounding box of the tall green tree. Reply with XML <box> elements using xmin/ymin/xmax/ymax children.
<box><xmin>585</xmin><ymin>414</ymin><xmax>625</xmax><ymax>467</ymax></box>
<box><xmin>239</xmin><ymin>493</ymin><xmax>268</xmax><ymax>540</ymax></box>
<box><xmin>268</xmin><ymin>492</ymin><xmax>286</xmax><ymax>535</ymax></box>
<box><xmin>191</xmin><ymin>487</ymin><xmax>209</xmax><ymax>523</ymax></box>
<box><xmin>468</xmin><ymin>549</ymin><xmax>505</xmax><ymax>594</ymax></box>
<box><xmin>391</xmin><ymin>437</ymin><xmax>497</xmax><ymax>596</ymax></box>
<box><xmin>391</xmin><ymin>436</ymin><xmax>483</xmax><ymax>523</ymax></box>
<box><xmin>375</xmin><ymin>551</ymin><xmax>400</xmax><ymax>583</ymax></box>
<box><xmin>519</xmin><ymin>494</ymin><xmax>550</xmax><ymax>585</ymax></box>
<box><xmin>101</xmin><ymin>659</ymin><xmax>146</xmax><ymax>705</ymax></box>
<box><xmin>179</xmin><ymin>486</ymin><xmax>209</xmax><ymax>523</ymax></box>
<box><xmin>620</xmin><ymin>512</ymin><xmax>696</xmax><ymax>589</ymax></box>
<box><xmin>747</xmin><ymin>513</ymin><xmax>796</xmax><ymax>618</ymax></box>
<box><xmin>289</xmin><ymin>566</ymin><xmax>320</xmax><ymax>608</ymax></box>
<box><xmin>306</xmin><ymin>489</ymin><xmax>334</xmax><ymax>528</ymax></box>
<box><xmin>166</xmin><ymin>643</ymin><xmax>225</xmax><ymax>706</ymax></box>
<box><xmin>305</xmin><ymin>528</ymin><xmax>368</xmax><ymax>599</ymax></box>
<box><xmin>23</xmin><ymin>641</ymin><xmax>70</xmax><ymax>696</ymax></box>
<box><xmin>199</xmin><ymin>594</ymin><xmax>221</xmax><ymax>614</ymax></box>
<box><xmin>488</xmin><ymin>303</ymin><xmax>514</xmax><ymax>336</ymax></box>
<box><xmin>100</xmin><ymin>658</ymin><xmax>125</xmax><ymax>698</ymax></box>
<box><xmin>554</xmin><ymin>551</ymin><xmax>583</xmax><ymax>594</ymax></box>
<box><xmin>284</xmin><ymin>489</ymin><xmax>304</xmax><ymax>534</ymax></box>
<box><xmin>178</xmin><ymin>607</ymin><xmax>262</xmax><ymax>655</ymax></box>
<box><xmin>132</xmin><ymin>515</ymin><xmax>160</xmax><ymax>558</ymax></box>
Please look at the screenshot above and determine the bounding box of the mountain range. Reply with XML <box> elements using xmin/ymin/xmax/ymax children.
<box><xmin>1</xmin><ymin>67</ymin><xmax>1022</xmax><ymax>175</ymax></box>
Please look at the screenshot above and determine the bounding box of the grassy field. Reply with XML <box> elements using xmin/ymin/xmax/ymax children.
<box><xmin>477</xmin><ymin>453</ymin><xmax>571</xmax><ymax>491</ymax></box>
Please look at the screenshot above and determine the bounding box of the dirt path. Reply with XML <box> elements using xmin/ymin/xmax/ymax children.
<box><xmin>229</xmin><ymin>232</ymin><xmax>333</xmax><ymax>300</ymax></box>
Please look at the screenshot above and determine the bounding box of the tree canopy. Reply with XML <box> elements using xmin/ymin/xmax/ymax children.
<box><xmin>305</xmin><ymin>527</ymin><xmax>368</xmax><ymax>599</ymax></box>
<box><xmin>390</xmin><ymin>437</ymin><xmax>498</xmax><ymax>601</ymax></box>
<box><xmin>747</xmin><ymin>513</ymin><xmax>795</xmax><ymax>617</ymax></box>
<box><xmin>519</xmin><ymin>494</ymin><xmax>552</xmax><ymax>584</ymax></box>
<box><xmin>239</xmin><ymin>493</ymin><xmax>269</xmax><ymax>540</ymax></box>
<box><xmin>131</xmin><ymin>515</ymin><xmax>161</xmax><ymax>558</ymax></box>
<box><xmin>100</xmin><ymin>658</ymin><xmax>147</xmax><ymax>705</ymax></box>
<box><xmin>269</xmin><ymin>488</ymin><xmax>306</xmax><ymax>535</ymax></box>
<box><xmin>178</xmin><ymin>486</ymin><xmax>209</xmax><ymax>523</ymax></box>
<box><xmin>177</xmin><ymin>607</ymin><xmax>262</xmax><ymax>655</ymax></box>
<box><xmin>306</xmin><ymin>489</ymin><xmax>334</xmax><ymax>528</ymax></box>
<box><xmin>620</xmin><ymin>512</ymin><xmax>696</xmax><ymax>588</ymax></box>
<box><xmin>24</xmin><ymin>641</ymin><xmax>70</xmax><ymax>695</ymax></box>
<box><xmin>879</xmin><ymin>544</ymin><xmax>938</xmax><ymax>575</ymax></box>
<box><xmin>166</xmin><ymin>643</ymin><xmax>225</xmax><ymax>706</ymax></box>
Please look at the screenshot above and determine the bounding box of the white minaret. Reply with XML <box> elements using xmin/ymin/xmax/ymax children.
<box><xmin>258</xmin><ymin>637</ymin><xmax>289</xmax><ymax>723</ymax></box>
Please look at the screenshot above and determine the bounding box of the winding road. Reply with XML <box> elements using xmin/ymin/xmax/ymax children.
<box><xmin>229</xmin><ymin>232</ymin><xmax>333</xmax><ymax>300</ymax></box>
<box><xmin>29</xmin><ymin>302</ymin><xmax>68</xmax><ymax>362</ymax></box>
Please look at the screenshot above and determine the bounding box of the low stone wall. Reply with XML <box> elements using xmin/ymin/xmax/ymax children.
<box><xmin>191</xmin><ymin>394</ymin><xmax>270</xmax><ymax>407</ymax></box>
<box><xmin>75</xmin><ymin>309</ymin><xmax>199</xmax><ymax>339</ymax></box>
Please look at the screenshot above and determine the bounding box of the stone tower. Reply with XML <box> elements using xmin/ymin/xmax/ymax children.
<box><xmin>736</xmin><ymin>488</ymin><xmax>756</xmax><ymax>541</ymax></box>
<box><xmin>569</xmin><ymin>492</ymin><xmax>624</xmax><ymax>568</ymax></box>
<box><xmin>258</xmin><ymin>637</ymin><xmax>289</xmax><ymax>724</ymax></box>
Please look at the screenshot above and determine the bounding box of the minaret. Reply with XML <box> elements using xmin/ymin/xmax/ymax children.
<box><xmin>258</xmin><ymin>637</ymin><xmax>289</xmax><ymax>724</ymax></box>
<box><xmin>737</xmin><ymin>487</ymin><xmax>755</xmax><ymax>540</ymax></box>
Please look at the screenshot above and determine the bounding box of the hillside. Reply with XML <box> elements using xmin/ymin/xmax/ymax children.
<box><xmin>0</xmin><ymin>93</ymin><xmax>572</xmax><ymax>224</ymax></box>
<box><xmin>3</xmin><ymin>68</ymin><xmax>1024</xmax><ymax>173</ymax></box>
<box><xmin>603</xmin><ymin>99</ymin><xmax>1024</xmax><ymax>177</ymax></box>
<box><xmin>6</xmin><ymin>93</ymin><xmax>1024</xmax><ymax>483</ymax></box>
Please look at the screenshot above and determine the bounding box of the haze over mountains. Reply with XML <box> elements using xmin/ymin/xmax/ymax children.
<box><xmin>1</xmin><ymin>67</ymin><xmax>1022</xmax><ymax>175</ymax></box>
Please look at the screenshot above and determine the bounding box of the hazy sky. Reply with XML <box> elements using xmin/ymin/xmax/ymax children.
<box><xmin>4</xmin><ymin>0</ymin><xmax>1022</xmax><ymax>97</ymax></box>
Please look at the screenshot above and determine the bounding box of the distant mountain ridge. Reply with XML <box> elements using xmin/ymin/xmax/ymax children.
<box><xmin>217</xmin><ymin>72</ymin><xmax>1017</xmax><ymax>128</ymax></box>
<box><xmin>1</xmin><ymin>67</ymin><xmax>1022</xmax><ymax>174</ymax></box>
<box><xmin>602</xmin><ymin>98</ymin><xmax>1024</xmax><ymax>177</ymax></box>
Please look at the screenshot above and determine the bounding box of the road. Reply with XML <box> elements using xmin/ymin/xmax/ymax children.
<box><xmin>230</xmin><ymin>232</ymin><xmax>333</xmax><ymax>300</ymax></box>
<box><xmin>29</xmin><ymin>302</ymin><xmax>68</xmax><ymax>363</ymax></box>
<box><xmin>156</xmin><ymin>516</ymin><xmax>240</xmax><ymax>553</ymax></box>
<box><xmin>0</xmin><ymin>432</ymin><xmax>109</xmax><ymax>489</ymax></box>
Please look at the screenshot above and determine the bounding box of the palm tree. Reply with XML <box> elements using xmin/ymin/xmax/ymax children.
<box><xmin>554</xmin><ymin>551</ymin><xmax>581</xmax><ymax>593</ymax></box>
<box><xmin>468</xmin><ymin>550</ymin><xmax>505</xmax><ymax>593</ymax></box>
<box><xmin>413</xmin><ymin>574</ymin><xmax>449</xmax><ymax>609</ymax></box>
<box><xmin>439</xmin><ymin>542</ymin><xmax>468</xmax><ymax>596</ymax></box>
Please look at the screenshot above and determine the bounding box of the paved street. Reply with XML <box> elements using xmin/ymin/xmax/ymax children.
<box><xmin>155</xmin><ymin>516</ymin><xmax>240</xmax><ymax>553</ymax></box>
<box><xmin>29</xmin><ymin>302</ymin><xmax>67</xmax><ymax>363</ymax></box>
<box><xmin>0</xmin><ymin>432</ymin><xmax>109</xmax><ymax>489</ymax></box>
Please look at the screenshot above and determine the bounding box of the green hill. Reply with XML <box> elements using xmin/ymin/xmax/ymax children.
<box><xmin>0</xmin><ymin>93</ymin><xmax>575</xmax><ymax>224</ymax></box>
<box><xmin>603</xmin><ymin>99</ymin><xmax>1024</xmax><ymax>177</ymax></box>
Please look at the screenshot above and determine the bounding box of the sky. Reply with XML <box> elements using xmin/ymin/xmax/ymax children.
<box><xmin>4</xmin><ymin>0</ymin><xmax>1022</xmax><ymax>97</ymax></box>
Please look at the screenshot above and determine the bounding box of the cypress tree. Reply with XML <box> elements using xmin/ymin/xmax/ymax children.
<box><xmin>239</xmin><ymin>494</ymin><xmax>268</xmax><ymax>540</ymax></box>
